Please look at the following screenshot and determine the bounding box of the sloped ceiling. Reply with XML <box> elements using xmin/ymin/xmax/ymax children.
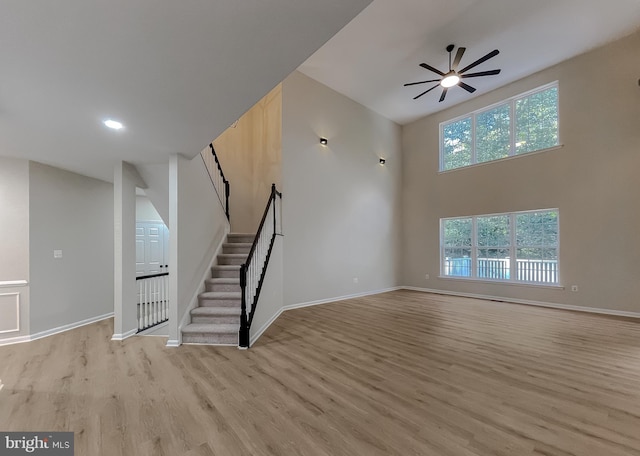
<box><xmin>299</xmin><ymin>0</ymin><xmax>640</xmax><ymax>124</ymax></box>
<box><xmin>0</xmin><ymin>0</ymin><xmax>373</xmax><ymax>182</ymax></box>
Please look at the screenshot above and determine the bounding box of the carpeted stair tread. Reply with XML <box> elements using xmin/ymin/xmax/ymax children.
<box><xmin>206</xmin><ymin>278</ymin><xmax>240</xmax><ymax>284</ymax></box>
<box><xmin>191</xmin><ymin>307</ymin><xmax>241</xmax><ymax>316</ymax></box>
<box><xmin>199</xmin><ymin>291</ymin><xmax>241</xmax><ymax>300</ymax></box>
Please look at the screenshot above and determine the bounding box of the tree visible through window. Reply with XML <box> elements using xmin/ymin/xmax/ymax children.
<box><xmin>441</xmin><ymin>209</ymin><xmax>559</xmax><ymax>285</ymax></box>
<box><xmin>441</xmin><ymin>83</ymin><xmax>559</xmax><ymax>171</ymax></box>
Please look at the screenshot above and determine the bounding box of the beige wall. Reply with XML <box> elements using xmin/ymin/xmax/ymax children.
<box><xmin>282</xmin><ymin>71</ymin><xmax>402</xmax><ymax>306</ymax></box>
<box><xmin>401</xmin><ymin>30</ymin><xmax>640</xmax><ymax>313</ymax></box>
<box><xmin>213</xmin><ymin>84</ymin><xmax>282</xmax><ymax>233</ymax></box>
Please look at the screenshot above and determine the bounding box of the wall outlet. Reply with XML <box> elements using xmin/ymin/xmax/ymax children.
<box><xmin>425</xmin><ymin>274</ymin><xmax>430</xmax><ymax>280</ymax></box>
<box><xmin>353</xmin><ymin>277</ymin><xmax>359</xmax><ymax>284</ymax></box>
<box><xmin>53</xmin><ymin>249</ymin><xmax>63</xmax><ymax>259</ymax></box>
<box><xmin>571</xmin><ymin>285</ymin><xmax>578</xmax><ymax>292</ymax></box>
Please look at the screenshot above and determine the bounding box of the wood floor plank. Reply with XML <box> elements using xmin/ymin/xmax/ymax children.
<box><xmin>1</xmin><ymin>290</ymin><xmax>640</xmax><ymax>455</ymax></box>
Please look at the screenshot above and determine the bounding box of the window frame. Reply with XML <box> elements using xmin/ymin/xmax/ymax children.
<box><xmin>440</xmin><ymin>208</ymin><xmax>560</xmax><ymax>286</ymax></box>
<box><xmin>439</xmin><ymin>82</ymin><xmax>560</xmax><ymax>172</ymax></box>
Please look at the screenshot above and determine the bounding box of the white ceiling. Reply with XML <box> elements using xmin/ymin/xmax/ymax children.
<box><xmin>299</xmin><ymin>0</ymin><xmax>640</xmax><ymax>125</ymax></box>
<box><xmin>0</xmin><ymin>0</ymin><xmax>373</xmax><ymax>182</ymax></box>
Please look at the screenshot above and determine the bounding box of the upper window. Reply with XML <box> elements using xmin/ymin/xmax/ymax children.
<box><xmin>441</xmin><ymin>209</ymin><xmax>559</xmax><ymax>285</ymax></box>
<box><xmin>440</xmin><ymin>83</ymin><xmax>559</xmax><ymax>171</ymax></box>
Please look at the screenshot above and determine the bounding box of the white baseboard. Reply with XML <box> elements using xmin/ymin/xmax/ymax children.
<box><xmin>137</xmin><ymin>321</ymin><xmax>168</xmax><ymax>336</ymax></box>
<box><xmin>166</xmin><ymin>339</ymin><xmax>180</xmax><ymax>348</ymax></box>
<box><xmin>0</xmin><ymin>335</ymin><xmax>31</xmax><ymax>346</ymax></box>
<box><xmin>111</xmin><ymin>327</ymin><xmax>137</xmax><ymax>341</ymax></box>
<box><xmin>250</xmin><ymin>308</ymin><xmax>284</xmax><ymax>347</ymax></box>
<box><xmin>0</xmin><ymin>312</ymin><xmax>114</xmax><ymax>346</ymax></box>
<box><xmin>403</xmin><ymin>286</ymin><xmax>640</xmax><ymax>319</ymax></box>
<box><xmin>282</xmin><ymin>286</ymin><xmax>402</xmax><ymax>312</ymax></box>
<box><xmin>249</xmin><ymin>287</ymin><xmax>402</xmax><ymax>347</ymax></box>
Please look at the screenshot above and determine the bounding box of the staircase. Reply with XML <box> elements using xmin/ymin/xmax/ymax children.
<box><xmin>181</xmin><ymin>233</ymin><xmax>254</xmax><ymax>345</ymax></box>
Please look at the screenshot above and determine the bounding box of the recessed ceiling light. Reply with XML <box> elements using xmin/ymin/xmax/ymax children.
<box><xmin>104</xmin><ymin>119</ymin><xmax>124</xmax><ymax>130</ymax></box>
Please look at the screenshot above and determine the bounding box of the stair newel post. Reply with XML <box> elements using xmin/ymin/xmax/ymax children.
<box><xmin>239</xmin><ymin>263</ymin><xmax>249</xmax><ymax>348</ymax></box>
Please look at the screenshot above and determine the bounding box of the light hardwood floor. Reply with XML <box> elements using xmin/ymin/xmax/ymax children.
<box><xmin>2</xmin><ymin>290</ymin><xmax>640</xmax><ymax>455</ymax></box>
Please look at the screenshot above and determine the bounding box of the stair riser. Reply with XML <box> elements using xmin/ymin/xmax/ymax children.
<box><xmin>223</xmin><ymin>246</ymin><xmax>251</xmax><ymax>255</ymax></box>
<box><xmin>211</xmin><ymin>268</ymin><xmax>240</xmax><ymax>279</ymax></box>
<box><xmin>206</xmin><ymin>283</ymin><xmax>241</xmax><ymax>293</ymax></box>
<box><xmin>191</xmin><ymin>315</ymin><xmax>240</xmax><ymax>325</ymax></box>
<box><xmin>198</xmin><ymin>298</ymin><xmax>241</xmax><ymax>307</ymax></box>
<box><xmin>218</xmin><ymin>257</ymin><xmax>246</xmax><ymax>266</ymax></box>
<box><xmin>183</xmin><ymin>332</ymin><xmax>238</xmax><ymax>345</ymax></box>
<box><xmin>227</xmin><ymin>235</ymin><xmax>254</xmax><ymax>243</ymax></box>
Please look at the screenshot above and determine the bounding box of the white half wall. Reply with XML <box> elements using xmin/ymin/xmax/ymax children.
<box><xmin>168</xmin><ymin>154</ymin><xmax>229</xmax><ymax>344</ymax></box>
<box><xmin>281</xmin><ymin>71</ymin><xmax>402</xmax><ymax>307</ymax></box>
<box><xmin>29</xmin><ymin>161</ymin><xmax>114</xmax><ymax>335</ymax></box>
<box><xmin>113</xmin><ymin>161</ymin><xmax>143</xmax><ymax>339</ymax></box>
<box><xmin>0</xmin><ymin>157</ymin><xmax>30</xmax><ymax>341</ymax></box>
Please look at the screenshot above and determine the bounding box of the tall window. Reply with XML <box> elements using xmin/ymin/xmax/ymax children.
<box><xmin>440</xmin><ymin>83</ymin><xmax>559</xmax><ymax>171</ymax></box>
<box><xmin>441</xmin><ymin>209</ymin><xmax>559</xmax><ymax>285</ymax></box>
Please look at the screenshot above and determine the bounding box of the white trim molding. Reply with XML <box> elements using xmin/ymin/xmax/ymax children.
<box><xmin>403</xmin><ymin>286</ymin><xmax>640</xmax><ymax>319</ymax></box>
<box><xmin>249</xmin><ymin>287</ymin><xmax>402</xmax><ymax>347</ymax></box>
<box><xmin>0</xmin><ymin>292</ymin><xmax>20</xmax><ymax>334</ymax></box>
<box><xmin>166</xmin><ymin>339</ymin><xmax>181</xmax><ymax>348</ymax></box>
<box><xmin>33</xmin><ymin>312</ymin><xmax>115</xmax><ymax>341</ymax></box>
<box><xmin>0</xmin><ymin>312</ymin><xmax>115</xmax><ymax>346</ymax></box>
<box><xmin>111</xmin><ymin>327</ymin><xmax>137</xmax><ymax>341</ymax></box>
<box><xmin>0</xmin><ymin>280</ymin><xmax>28</xmax><ymax>288</ymax></box>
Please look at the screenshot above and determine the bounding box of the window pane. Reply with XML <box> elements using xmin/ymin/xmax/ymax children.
<box><xmin>516</xmin><ymin>211</ymin><xmax>558</xmax><ymax>247</ymax></box>
<box><xmin>442</xmin><ymin>117</ymin><xmax>472</xmax><ymax>170</ymax></box>
<box><xmin>516</xmin><ymin>210</ymin><xmax>558</xmax><ymax>284</ymax></box>
<box><xmin>443</xmin><ymin>218</ymin><xmax>472</xmax><ymax>247</ymax></box>
<box><xmin>515</xmin><ymin>87</ymin><xmax>558</xmax><ymax>154</ymax></box>
<box><xmin>443</xmin><ymin>249</ymin><xmax>472</xmax><ymax>277</ymax></box>
<box><xmin>477</xmin><ymin>249</ymin><xmax>510</xmax><ymax>280</ymax></box>
<box><xmin>443</xmin><ymin>218</ymin><xmax>472</xmax><ymax>277</ymax></box>
<box><xmin>476</xmin><ymin>104</ymin><xmax>510</xmax><ymax>163</ymax></box>
<box><xmin>477</xmin><ymin>215</ymin><xmax>510</xmax><ymax>247</ymax></box>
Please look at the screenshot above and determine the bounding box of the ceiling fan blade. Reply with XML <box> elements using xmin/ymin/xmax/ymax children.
<box><xmin>404</xmin><ymin>79</ymin><xmax>441</xmax><ymax>87</ymax></box>
<box><xmin>458</xmin><ymin>49</ymin><xmax>499</xmax><ymax>74</ymax></box>
<box><xmin>413</xmin><ymin>84</ymin><xmax>439</xmax><ymax>100</ymax></box>
<box><xmin>439</xmin><ymin>88</ymin><xmax>448</xmax><ymax>102</ymax></box>
<box><xmin>458</xmin><ymin>81</ymin><xmax>476</xmax><ymax>93</ymax></box>
<box><xmin>460</xmin><ymin>69</ymin><xmax>501</xmax><ymax>78</ymax></box>
<box><xmin>452</xmin><ymin>47</ymin><xmax>466</xmax><ymax>71</ymax></box>
<box><xmin>419</xmin><ymin>63</ymin><xmax>445</xmax><ymax>76</ymax></box>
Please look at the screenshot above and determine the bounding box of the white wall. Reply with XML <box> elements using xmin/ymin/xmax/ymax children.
<box><xmin>0</xmin><ymin>157</ymin><xmax>30</xmax><ymax>341</ymax></box>
<box><xmin>168</xmin><ymin>154</ymin><xmax>229</xmax><ymax>344</ymax></box>
<box><xmin>29</xmin><ymin>161</ymin><xmax>114</xmax><ymax>335</ymax></box>
<box><xmin>113</xmin><ymin>161</ymin><xmax>143</xmax><ymax>339</ymax></box>
<box><xmin>402</xmin><ymin>30</ymin><xmax>640</xmax><ymax>313</ymax></box>
<box><xmin>136</xmin><ymin>196</ymin><xmax>163</xmax><ymax>222</ymax></box>
<box><xmin>250</xmin><ymin>235</ymin><xmax>283</xmax><ymax>346</ymax></box>
<box><xmin>281</xmin><ymin>71</ymin><xmax>402</xmax><ymax>306</ymax></box>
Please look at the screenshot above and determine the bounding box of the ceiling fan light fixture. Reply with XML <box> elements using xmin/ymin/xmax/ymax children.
<box><xmin>440</xmin><ymin>74</ymin><xmax>460</xmax><ymax>88</ymax></box>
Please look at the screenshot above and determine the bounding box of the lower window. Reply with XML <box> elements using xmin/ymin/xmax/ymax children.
<box><xmin>441</xmin><ymin>209</ymin><xmax>559</xmax><ymax>285</ymax></box>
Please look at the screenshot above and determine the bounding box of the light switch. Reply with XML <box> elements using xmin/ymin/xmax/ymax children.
<box><xmin>54</xmin><ymin>250</ymin><xmax>63</xmax><ymax>259</ymax></box>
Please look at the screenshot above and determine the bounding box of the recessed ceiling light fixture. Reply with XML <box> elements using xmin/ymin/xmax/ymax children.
<box><xmin>104</xmin><ymin>119</ymin><xmax>124</xmax><ymax>130</ymax></box>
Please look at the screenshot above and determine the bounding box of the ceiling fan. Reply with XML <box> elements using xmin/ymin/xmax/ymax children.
<box><xmin>405</xmin><ymin>44</ymin><xmax>501</xmax><ymax>102</ymax></box>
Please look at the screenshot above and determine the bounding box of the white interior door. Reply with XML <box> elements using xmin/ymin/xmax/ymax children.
<box><xmin>136</xmin><ymin>221</ymin><xmax>169</xmax><ymax>276</ymax></box>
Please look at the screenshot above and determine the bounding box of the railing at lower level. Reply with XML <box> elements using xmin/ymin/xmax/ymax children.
<box><xmin>136</xmin><ymin>272</ymin><xmax>169</xmax><ymax>332</ymax></box>
<box><xmin>239</xmin><ymin>184</ymin><xmax>282</xmax><ymax>348</ymax></box>
<box><xmin>444</xmin><ymin>257</ymin><xmax>558</xmax><ymax>284</ymax></box>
